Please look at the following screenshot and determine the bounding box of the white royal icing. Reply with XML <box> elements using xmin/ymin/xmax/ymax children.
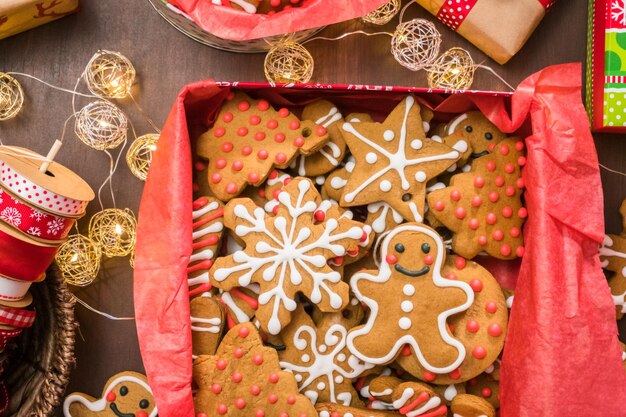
<box><xmin>447</xmin><ymin>113</ymin><xmax>469</xmax><ymax>135</ymax></box>
<box><xmin>212</xmin><ymin>0</ymin><xmax>257</xmax><ymax>13</ymax></box>
<box><xmin>367</xmin><ymin>202</ymin><xmax>404</xmax><ymax>234</ymax></box>
<box><xmin>444</xmin><ymin>384</ymin><xmax>458</xmax><ymax>401</ymax></box>
<box><xmin>190</xmin><ymin>316</ymin><xmax>221</xmax><ymax>333</ymax></box>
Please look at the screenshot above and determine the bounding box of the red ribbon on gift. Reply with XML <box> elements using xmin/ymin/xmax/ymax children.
<box><xmin>0</xmin><ymin>227</ymin><xmax>58</xmax><ymax>282</ymax></box>
<box><xmin>436</xmin><ymin>0</ymin><xmax>555</xmax><ymax>31</ymax></box>
<box><xmin>0</xmin><ymin>187</ymin><xmax>75</xmax><ymax>241</ymax></box>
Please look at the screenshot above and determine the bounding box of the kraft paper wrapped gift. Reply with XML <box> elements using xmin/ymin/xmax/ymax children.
<box><xmin>0</xmin><ymin>0</ymin><xmax>79</xmax><ymax>40</ymax></box>
<box><xmin>415</xmin><ymin>0</ymin><xmax>556</xmax><ymax>64</ymax></box>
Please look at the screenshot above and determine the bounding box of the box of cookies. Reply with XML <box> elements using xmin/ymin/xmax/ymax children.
<box><xmin>134</xmin><ymin>63</ymin><xmax>626</xmax><ymax>417</ymax></box>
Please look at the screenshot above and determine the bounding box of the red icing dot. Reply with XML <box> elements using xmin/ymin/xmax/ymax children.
<box><xmin>485</xmin><ymin>301</ymin><xmax>498</xmax><ymax>314</ymax></box>
<box><xmin>239</xmin><ymin>326</ymin><xmax>250</xmax><ymax>338</ymax></box>
<box><xmin>214</xmin><ymin>127</ymin><xmax>226</xmax><ymax>137</ymax></box>
<box><xmin>211</xmin><ymin>173</ymin><xmax>222</xmax><ymax>184</ymax></box>
<box><xmin>492</xmin><ymin>230</ymin><xmax>504</xmax><ymax>241</ymax></box>
<box><xmin>447</xmin><ymin>273</ymin><xmax>457</xmax><ymax>280</ymax></box>
<box><xmin>269</xmin><ymin>170</ymin><xmax>279</xmax><ymax>179</ymax></box>
<box><xmin>474</xmin><ymin>176</ymin><xmax>485</xmax><ymax>188</ymax></box>
<box><xmin>386</xmin><ymin>254</ymin><xmax>397</xmax><ymax>264</ymax></box>
<box><xmin>283</xmin><ymin>177</ymin><xmax>292</xmax><ymax>186</ymax></box>
<box><xmin>216</xmin><ymin>359</ymin><xmax>227</xmax><ymax>370</ymax></box>
<box><xmin>278</xmin><ymin>108</ymin><xmax>290</xmax><ymax>118</ymax></box>
<box><xmin>221</xmin><ymin>142</ymin><xmax>233</xmax><ymax>152</ymax></box>
<box><xmin>197</xmin><ymin>414</ymin><xmax>208</xmax><ymax>417</ymax></box>
<box><xmin>494</xmin><ymin>176</ymin><xmax>505</xmax><ymax>187</ymax></box>
<box><xmin>434</xmin><ymin>201</ymin><xmax>445</xmax><ymax>211</ymax></box>
<box><xmin>254</xmin><ymin>132</ymin><xmax>266</xmax><ymax>141</ymax></box>
<box><xmin>488</xmin><ymin>191</ymin><xmax>499</xmax><ymax>203</ymax></box>
<box><xmin>234</xmin><ymin>348</ymin><xmax>244</xmax><ymax>358</ymax></box>
<box><xmin>401</xmin><ymin>345</ymin><xmax>412</xmax><ymax>356</ymax></box>
<box><xmin>518</xmin><ymin>207</ymin><xmax>528</xmax><ymax>218</ymax></box>
<box><xmin>423</xmin><ymin>371</ymin><xmax>436</xmax><ymax>381</ymax></box>
<box><xmin>195</xmin><ymin>161</ymin><xmax>207</xmax><ymax>171</ymax></box>
<box><xmin>274</xmin><ymin>133</ymin><xmax>286</xmax><ymax>143</ymax></box>
<box><xmin>251</xmin><ymin>385</ymin><xmax>261</xmax><ymax>395</ymax></box>
<box><xmin>451</xmin><ymin>190</ymin><xmax>461</xmax><ymax>201</ymax></box>
<box><xmin>314</xmin><ymin>210</ymin><xmax>325</xmax><ymax>222</ymax></box>
<box><xmin>294</xmin><ymin>137</ymin><xmax>305</xmax><ymax>147</ymax></box>
<box><xmin>268</xmin><ymin>372</ymin><xmax>279</xmax><ymax>383</ymax></box>
<box><xmin>467</xmin><ymin>320</ymin><xmax>479</xmax><ymax>333</ymax></box>
<box><xmin>289</xmin><ymin>120</ymin><xmax>300</xmax><ymax>130</ymax></box>
<box><xmin>510</xmin><ymin>227</ymin><xmax>520</xmax><ymax>237</ymax></box>
<box><xmin>518</xmin><ymin>156</ymin><xmax>527</xmax><ymax>166</ymax></box>
<box><xmin>223</xmin><ymin>113</ymin><xmax>233</xmax><ymax>122</ymax></box>
<box><xmin>232</xmin><ymin>160</ymin><xmax>244</xmax><ymax>171</ymax></box>
<box><xmin>258</xmin><ymin>149</ymin><xmax>269</xmax><ymax>160</ymax></box>
<box><xmin>473</xmin><ymin>346</ymin><xmax>487</xmax><ymax>359</ymax></box>
<box><xmin>488</xmin><ymin>323</ymin><xmax>502</xmax><ymax>337</ymax></box>
<box><xmin>482</xmin><ymin>388</ymin><xmax>493</xmax><ymax>397</ymax></box>
<box><xmin>226</xmin><ymin>183</ymin><xmax>238</xmax><ymax>194</ymax></box>
<box><xmin>258</xmin><ymin>100</ymin><xmax>270</xmax><ymax>111</ymax></box>
<box><xmin>449</xmin><ymin>368</ymin><xmax>462</xmax><ymax>379</ymax></box>
<box><xmin>504</xmin><ymin>163</ymin><xmax>515</xmax><ymax>173</ymax></box>
<box><xmin>238</xmin><ymin>101</ymin><xmax>250</xmax><ymax>111</ymax></box>
<box><xmin>217</xmin><ymin>404</ymin><xmax>228</xmax><ymax>414</ymax></box>
<box><xmin>237</xmin><ymin>127</ymin><xmax>248</xmax><ymax>137</ymax></box>
<box><xmin>502</xmin><ymin>206</ymin><xmax>513</xmax><ymax>218</ymax></box>
<box><xmin>455</xmin><ymin>257</ymin><xmax>466</xmax><ymax>269</ymax></box>
<box><xmin>255</xmin><ymin>411</ymin><xmax>265</xmax><ymax>417</ymax></box>
<box><xmin>424</xmin><ymin>255</ymin><xmax>434</xmax><ymax>265</ymax></box>
<box><xmin>360</xmin><ymin>231</ymin><xmax>368</xmax><ymax>242</ymax></box>
<box><xmin>137</xmin><ymin>411</ymin><xmax>148</xmax><ymax>417</ymax></box>
<box><xmin>235</xmin><ymin>398</ymin><xmax>246</xmax><ymax>409</ymax></box>
<box><xmin>248</xmin><ymin>172</ymin><xmax>260</xmax><ymax>183</ymax></box>
<box><xmin>267</xmin><ymin>119</ymin><xmax>278</xmax><ymax>129</ymax></box>
<box><xmin>486</xmin><ymin>213</ymin><xmax>497</xmax><ymax>225</ymax></box>
<box><xmin>516</xmin><ymin>178</ymin><xmax>525</xmax><ymax>189</ymax></box>
<box><xmin>488</xmin><ymin>143</ymin><xmax>496</xmax><ymax>151</ymax></box>
<box><xmin>515</xmin><ymin>140</ymin><xmax>525</xmax><ymax>150</ymax></box>
<box><xmin>499</xmin><ymin>144</ymin><xmax>510</xmax><ymax>155</ymax></box>
<box><xmin>242</xmin><ymin>145</ymin><xmax>253</xmax><ymax>156</ymax></box>
<box><xmin>211</xmin><ymin>383</ymin><xmax>222</xmax><ymax>394</ymax></box>
<box><xmin>472</xmin><ymin>195</ymin><xmax>482</xmax><ymax>207</ymax></box>
<box><xmin>268</xmin><ymin>394</ymin><xmax>278</xmax><ymax>404</ymax></box>
<box><xmin>316</xmin><ymin>125</ymin><xmax>327</xmax><ymax>136</ymax></box>
<box><xmin>470</xmin><ymin>279</ymin><xmax>483</xmax><ymax>292</ymax></box>
<box><xmin>500</xmin><ymin>244</ymin><xmax>512</xmax><ymax>256</ymax></box>
<box><xmin>505</xmin><ymin>185</ymin><xmax>515</xmax><ymax>197</ymax></box>
<box><xmin>275</xmin><ymin>153</ymin><xmax>287</xmax><ymax>164</ymax></box>
<box><xmin>333</xmin><ymin>256</ymin><xmax>344</xmax><ymax>266</ymax></box>
<box><xmin>106</xmin><ymin>392</ymin><xmax>116</xmax><ymax>402</ymax></box>
<box><xmin>287</xmin><ymin>395</ymin><xmax>296</xmax><ymax>405</ymax></box>
<box><xmin>279</xmin><ymin>414</ymin><xmax>288</xmax><ymax>417</ymax></box>
<box><xmin>250</xmin><ymin>115</ymin><xmax>261</xmax><ymax>125</ymax></box>
<box><xmin>469</xmin><ymin>218</ymin><xmax>479</xmax><ymax>230</ymax></box>
<box><xmin>478</xmin><ymin>235</ymin><xmax>488</xmax><ymax>245</ymax></box>
<box><xmin>455</xmin><ymin>207</ymin><xmax>466</xmax><ymax>219</ymax></box>
<box><xmin>516</xmin><ymin>246</ymin><xmax>525</xmax><ymax>257</ymax></box>
<box><xmin>486</xmin><ymin>160</ymin><xmax>496</xmax><ymax>171</ymax></box>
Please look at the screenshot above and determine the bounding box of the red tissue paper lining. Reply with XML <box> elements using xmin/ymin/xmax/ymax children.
<box><xmin>134</xmin><ymin>63</ymin><xmax>626</xmax><ymax>417</ymax></box>
<box><xmin>166</xmin><ymin>0</ymin><xmax>389</xmax><ymax>41</ymax></box>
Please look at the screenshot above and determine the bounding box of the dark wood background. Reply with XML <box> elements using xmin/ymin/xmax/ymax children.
<box><xmin>0</xmin><ymin>0</ymin><xmax>624</xmax><ymax>412</ymax></box>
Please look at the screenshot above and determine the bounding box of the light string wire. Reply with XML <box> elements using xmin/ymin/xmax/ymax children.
<box><xmin>600</xmin><ymin>163</ymin><xmax>626</xmax><ymax>177</ymax></box>
<box><xmin>71</xmin><ymin>294</ymin><xmax>134</xmax><ymax>321</ymax></box>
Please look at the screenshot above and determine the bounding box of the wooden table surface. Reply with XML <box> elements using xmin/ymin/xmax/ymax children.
<box><xmin>0</xmin><ymin>0</ymin><xmax>624</xmax><ymax>413</ymax></box>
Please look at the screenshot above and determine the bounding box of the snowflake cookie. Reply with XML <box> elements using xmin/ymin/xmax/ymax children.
<box><xmin>210</xmin><ymin>177</ymin><xmax>368</xmax><ymax>335</ymax></box>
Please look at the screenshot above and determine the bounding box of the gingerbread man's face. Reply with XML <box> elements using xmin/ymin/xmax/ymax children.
<box><xmin>383</xmin><ymin>227</ymin><xmax>442</xmax><ymax>282</ymax></box>
<box><xmin>447</xmin><ymin>112</ymin><xmax>506</xmax><ymax>162</ymax></box>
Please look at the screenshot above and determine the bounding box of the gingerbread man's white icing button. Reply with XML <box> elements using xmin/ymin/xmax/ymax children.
<box><xmin>401</xmin><ymin>301</ymin><xmax>414</xmax><ymax>313</ymax></box>
<box><xmin>403</xmin><ymin>284</ymin><xmax>415</xmax><ymax>296</ymax></box>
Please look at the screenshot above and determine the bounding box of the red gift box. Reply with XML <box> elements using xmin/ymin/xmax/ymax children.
<box><xmin>134</xmin><ymin>64</ymin><xmax>626</xmax><ymax>417</ymax></box>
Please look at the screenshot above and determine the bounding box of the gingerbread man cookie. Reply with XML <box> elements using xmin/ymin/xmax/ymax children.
<box><xmin>339</xmin><ymin>96</ymin><xmax>464</xmax><ymax>222</ymax></box>
<box><xmin>444</xmin><ymin>112</ymin><xmax>507</xmax><ymax>167</ymax></box>
<box><xmin>63</xmin><ymin>372</ymin><xmax>156</xmax><ymax>417</ymax></box>
<box><xmin>347</xmin><ymin>223</ymin><xmax>474</xmax><ymax>372</ymax></box>
<box><xmin>197</xmin><ymin>92</ymin><xmax>329</xmax><ymax>201</ymax></box>
<box><xmin>210</xmin><ymin>177</ymin><xmax>367</xmax><ymax>335</ymax></box>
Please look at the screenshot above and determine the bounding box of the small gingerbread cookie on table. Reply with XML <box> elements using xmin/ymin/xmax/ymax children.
<box><xmin>63</xmin><ymin>372</ymin><xmax>156</xmax><ymax>417</ymax></box>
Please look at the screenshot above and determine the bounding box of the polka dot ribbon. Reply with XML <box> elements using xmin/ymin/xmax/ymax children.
<box><xmin>0</xmin><ymin>185</ymin><xmax>75</xmax><ymax>242</ymax></box>
<box><xmin>436</xmin><ymin>0</ymin><xmax>555</xmax><ymax>31</ymax></box>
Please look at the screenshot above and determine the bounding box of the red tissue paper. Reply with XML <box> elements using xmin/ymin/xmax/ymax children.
<box><xmin>134</xmin><ymin>63</ymin><xmax>626</xmax><ymax>417</ymax></box>
<box><xmin>166</xmin><ymin>0</ymin><xmax>388</xmax><ymax>41</ymax></box>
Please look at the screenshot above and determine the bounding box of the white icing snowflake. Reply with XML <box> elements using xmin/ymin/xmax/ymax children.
<box><xmin>27</xmin><ymin>227</ymin><xmax>41</xmax><ymax>237</ymax></box>
<box><xmin>29</xmin><ymin>209</ymin><xmax>46</xmax><ymax>222</ymax></box>
<box><xmin>212</xmin><ymin>178</ymin><xmax>364</xmax><ymax>335</ymax></box>
<box><xmin>46</xmin><ymin>218</ymin><xmax>65</xmax><ymax>235</ymax></box>
<box><xmin>0</xmin><ymin>207</ymin><xmax>21</xmax><ymax>226</ymax></box>
<box><xmin>613</xmin><ymin>0</ymin><xmax>626</xmax><ymax>25</ymax></box>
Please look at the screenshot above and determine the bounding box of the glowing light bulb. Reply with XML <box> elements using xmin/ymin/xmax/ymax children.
<box><xmin>115</xmin><ymin>223</ymin><xmax>123</xmax><ymax>235</ymax></box>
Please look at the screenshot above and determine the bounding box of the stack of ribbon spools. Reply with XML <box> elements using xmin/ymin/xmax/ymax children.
<box><xmin>0</xmin><ymin>145</ymin><xmax>93</xmax><ymax>409</ymax></box>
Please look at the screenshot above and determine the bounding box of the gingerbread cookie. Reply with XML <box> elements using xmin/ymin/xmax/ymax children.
<box><xmin>193</xmin><ymin>323</ymin><xmax>316</xmax><ymax>417</ymax></box>
<box><xmin>322</xmin><ymin>156</ymin><xmax>355</xmax><ymax>202</ymax></box>
<box><xmin>466</xmin><ymin>371</ymin><xmax>500</xmax><ymax>408</ymax></box>
<box><xmin>339</xmin><ymin>96</ymin><xmax>463</xmax><ymax>222</ymax></box>
<box><xmin>345</xmin><ymin>113</ymin><xmax>374</xmax><ymax>124</ymax></box>
<box><xmin>316</xmin><ymin>403</ymin><xmax>398</xmax><ymax>417</ymax></box>
<box><xmin>427</xmin><ymin>138</ymin><xmax>526</xmax><ymax>259</ymax></box>
<box><xmin>279</xmin><ymin>305</ymin><xmax>374</xmax><ymax>406</ymax></box>
<box><xmin>291</xmin><ymin>100</ymin><xmax>347</xmax><ymax>177</ymax></box>
<box><xmin>191</xmin><ymin>295</ymin><xmax>226</xmax><ymax>356</ymax></box>
<box><xmin>347</xmin><ymin>223</ymin><xmax>474</xmax><ymax>372</ymax></box>
<box><xmin>218</xmin><ymin>286</ymin><xmax>260</xmax><ymax>328</ymax></box>
<box><xmin>63</xmin><ymin>372</ymin><xmax>156</xmax><ymax>417</ymax></box>
<box><xmin>389</xmin><ymin>381</ymin><xmax>447</xmax><ymax>417</ymax></box>
<box><xmin>444</xmin><ymin>112</ymin><xmax>507</xmax><ymax>166</ymax></box>
<box><xmin>431</xmin><ymin>383</ymin><xmax>466</xmax><ymax>405</ymax></box>
<box><xmin>450</xmin><ymin>393</ymin><xmax>496</xmax><ymax>417</ymax></box>
<box><xmin>210</xmin><ymin>177</ymin><xmax>367</xmax><ymax>335</ymax></box>
<box><xmin>365</xmin><ymin>202</ymin><xmax>404</xmax><ymax>234</ymax></box>
<box><xmin>599</xmin><ymin>203</ymin><xmax>626</xmax><ymax>319</ymax></box>
<box><xmin>397</xmin><ymin>255</ymin><xmax>507</xmax><ymax>384</ymax></box>
<box><xmin>188</xmin><ymin>196</ymin><xmax>224</xmax><ymax>297</ymax></box>
<box><xmin>197</xmin><ymin>92</ymin><xmax>330</xmax><ymax>201</ymax></box>
<box><xmin>311</xmin><ymin>295</ymin><xmax>366</xmax><ymax>330</ymax></box>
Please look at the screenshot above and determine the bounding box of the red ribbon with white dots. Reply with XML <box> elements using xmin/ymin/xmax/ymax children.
<box><xmin>436</xmin><ymin>0</ymin><xmax>555</xmax><ymax>31</ymax></box>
